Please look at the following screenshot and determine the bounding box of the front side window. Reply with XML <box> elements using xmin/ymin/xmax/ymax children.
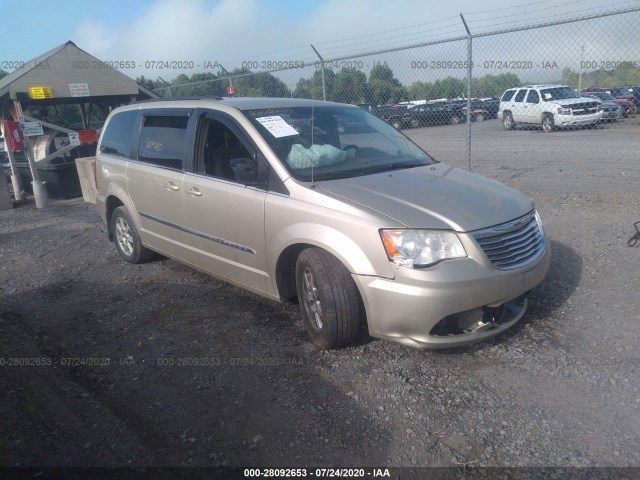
<box><xmin>138</xmin><ymin>115</ymin><xmax>189</xmax><ymax>170</ymax></box>
<box><xmin>197</xmin><ymin>118</ymin><xmax>255</xmax><ymax>184</ymax></box>
<box><xmin>100</xmin><ymin>110</ymin><xmax>138</xmax><ymax>158</ymax></box>
<box><xmin>514</xmin><ymin>89</ymin><xmax>527</xmax><ymax>102</ymax></box>
<box><xmin>243</xmin><ymin>106</ymin><xmax>433</xmax><ymax>182</ymax></box>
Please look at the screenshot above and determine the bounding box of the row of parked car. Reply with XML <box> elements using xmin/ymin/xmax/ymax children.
<box><xmin>365</xmin><ymin>84</ymin><xmax>639</xmax><ymax>133</ymax></box>
<box><xmin>361</xmin><ymin>98</ymin><xmax>500</xmax><ymax>130</ymax></box>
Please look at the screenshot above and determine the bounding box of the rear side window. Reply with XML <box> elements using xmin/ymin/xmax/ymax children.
<box><xmin>501</xmin><ymin>89</ymin><xmax>516</xmax><ymax>102</ymax></box>
<box><xmin>138</xmin><ymin>115</ymin><xmax>189</xmax><ymax>170</ymax></box>
<box><xmin>514</xmin><ymin>89</ymin><xmax>527</xmax><ymax>102</ymax></box>
<box><xmin>100</xmin><ymin>110</ymin><xmax>138</xmax><ymax>158</ymax></box>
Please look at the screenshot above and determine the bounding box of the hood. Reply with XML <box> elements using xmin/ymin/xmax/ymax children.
<box><xmin>611</xmin><ymin>97</ymin><xmax>633</xmax><ymax>105</ymax></box>
<box><xmin>316</xmin><ymin>163</ymin><xmax>533</xmax><ymax>232</ymax></box>
<box><xmin>552</xmin><ymin>97</ymin><xmax>600</xmax><ymax>106</ymax></box>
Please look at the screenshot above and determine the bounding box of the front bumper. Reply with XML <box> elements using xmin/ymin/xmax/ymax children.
<box><xmin>600</xmin><ymin>110</ymin><xmax>620</xmax><ymax>120</ymax></box>
<box><xmin>353</xmin><ymin>242</ymin><xmax>551</xmax><ymax>349</ymax></box>
<box><xmin>555</xmin><ymin>111</ymin><xmax>602</xmax><ymax>126</ymax></box>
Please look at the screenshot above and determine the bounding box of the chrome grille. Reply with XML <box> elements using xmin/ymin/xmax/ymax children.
<box><xmin>472</xmin><ymin>212</ymin><xmax>545</xmax><ymax>270</ymax></box>
<box><xmin>570</xmin><ymin>101</ymin><xmax>600</xmax><ymax>115</ymax></box>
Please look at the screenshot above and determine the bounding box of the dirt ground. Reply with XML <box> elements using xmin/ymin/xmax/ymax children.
<box><xmin>1</xmin><ymin>118</ymin><xmax>640</xmax><ymax>478</ymax></box>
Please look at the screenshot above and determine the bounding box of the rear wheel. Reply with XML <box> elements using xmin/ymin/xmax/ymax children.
<box><xmin>295</xmin><ymin>248</ymin><xmax>363</xmax><ymax>349</ymax></box>
<box><xmin>541</xmin><ymin>114</ymin><xmax>555</xmax><ymax>133</ymax></box>
<box><xmin>450</xmin><ymin>115</ymin><xmax>461</xmax><ymax>125</ymax></box>
<box><xmin>390</xmin><ymin>117</ymin><xmax>402</xmax><ymax>129</ymax></box>
<box><xmin>111</xmin><ymin>206</ymin><xmax>153</xmax><ymax>264</ymax></box>
<box><xmin>475</xmin><ymin>113</ymin><xmax>485</xmax><ymax>122</ymax></box>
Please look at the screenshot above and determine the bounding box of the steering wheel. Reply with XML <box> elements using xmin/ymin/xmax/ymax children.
<box><xmin>341</xmin><ymin>144</ymin><xmax>359</xmax><ymax>151</ymax></box>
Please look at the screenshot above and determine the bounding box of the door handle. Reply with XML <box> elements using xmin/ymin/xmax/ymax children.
<box><xmin>186</xmin><ymin>187</ymin><xmax>203</xmax><ymax>197</ymax></box>
<box><xmin>164</xmin><ymin>182</ymin><xmax>180</xmax><ymax>191</ymax></box>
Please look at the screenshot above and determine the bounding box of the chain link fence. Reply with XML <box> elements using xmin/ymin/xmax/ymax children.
<box><xmin>147</xmin><ymin>7</ymin><xmax>640</xmax><ymax>169</ymax></box>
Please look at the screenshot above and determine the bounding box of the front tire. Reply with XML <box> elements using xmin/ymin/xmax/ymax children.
<box><xmin>295</xmin><ymin>248</ymin><xmax>364</xmax><ymax>349</ymax></box>
<box><xmin>541</xmin><ymin>114</ymin><xmax>556</xmax><ymax>133</ymax></box>
<box><xmin>111</xmin><ymin>206</ymin><xmax>154</xmax><ymax>264</ymax></box>
<box><xmin>503</xmin><ymin>112</ymin><xmax>515</xmax><ymax>130</ymax></box>
<box><xmin>450</xmin><ymin>115</ymin><xmax>461</xmax><ymax>125</ymax></box>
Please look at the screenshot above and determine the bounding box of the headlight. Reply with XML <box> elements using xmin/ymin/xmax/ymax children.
<box><xmin>380</xmin><ymin>229</ymin><xmax>466</xmax><ymax>268</ymax></box>
<box><xmin>557</xmin><ymin>107</ymin><xmax>571</xmax><ymax>115</ymax></box>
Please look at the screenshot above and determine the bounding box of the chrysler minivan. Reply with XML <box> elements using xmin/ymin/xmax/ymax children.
<box><xmin>96</xmin><ymin>97</ymin><xmax>550</xmax><ymax>350</ymax></box>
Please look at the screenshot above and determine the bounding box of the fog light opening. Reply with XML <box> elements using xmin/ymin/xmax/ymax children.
<box><xmin>429</xmin><ymin>305</ymin><xmax>505</xmax><ymax>337</ymax></box>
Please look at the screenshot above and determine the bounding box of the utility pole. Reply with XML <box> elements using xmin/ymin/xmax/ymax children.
<box><xmin>460</xmin><ymin>13</ymin><xmax>473</xmax><ymax>172</ymax></box>
<box><xmin>578</xmin><ymin>46</ymin><xmax>585</xmax><ymax>92</ymax></box>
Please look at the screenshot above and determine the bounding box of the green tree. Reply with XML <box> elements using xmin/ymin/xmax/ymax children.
<box><xmin>0</xmin><ymin>69</ymin><xmax>8</xmax><ymax>81</ymax></box>
<box><xmin>233</xmin><ymin>69</ymin><xmax>291</xmax><ymax>97</ymax></box>
<box><xmin>472</xmin><ymin>73</ymin><xmax>520</xmax><ymax>97</ymax></box>
<box><xmin>332</xmin><ymin>68</ymin><xmax>370</xmax><ymax>104</ymax></box>
<box><xmin>602</xmin><ymin>62</ymin><xmax>640</xmax><ymax>87</ymax></box>
<box><xmin>431</xmin><ymin>77</ymin><xmax>466</xmax><ymax>99</ymax></box>
<box><xmin>293</xmin><ymin>69</ymin><xmax>336</xmax><ymax>100</ymax></box>
<box><xmin>368</xmin><ymin>64</ymin><xmax>407</xmax><ymax>104</ymax></box>
<box><xmin>407</xmin><ymin>80</ymin><xmax>431</xmax><ymax>100</ymax></box>
<box><xmin>561</xmin><ymin>68</ymin><xmax>580</xmax><ymax>89</ymax></box>
<box><xmin>173</xmin><ymin>72</ymin><xmax>226</xmax><ymax>97</ymax></box>
<box><xmin>408</xmin><ymin>73</ymin><xmax>520</xmax><ymax>101</ymax></box>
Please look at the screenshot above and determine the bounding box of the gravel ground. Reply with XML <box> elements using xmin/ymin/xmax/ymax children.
<box><xmin>1</xmin><ymin>115</ymin><xmax>639</xmax><ymax>475</ymax></box>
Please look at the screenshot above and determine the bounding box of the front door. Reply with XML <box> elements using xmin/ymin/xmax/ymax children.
<box><xmin>181</xmin><ymin>111</ymin><xmax>268</xmax><ymax>292</ymax></box>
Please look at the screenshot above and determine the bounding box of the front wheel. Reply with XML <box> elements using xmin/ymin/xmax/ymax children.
<box><xmin>295</xmin><ymin>248</ymin><xmax>364</xmax><ymax>349</ymax></box>
<box><xmin>475</xmin><ymin>113</ymin><xmax>485</xmax><ymax>122</ymax></box>
<box><xmin>503</xmin><ymin>112</ymin><xmax>515</xmax><ymax>130</ymax></box>
<box><xmin>450</xmin><ymin>115</ymin><xmax>461</xmax><ymax>125</ymax></box>
<box><xmin>111</xmin><ymin>206</ymin><xmax>154</xmax><ymax>264</ymax></box>
<box><xmin>541</xmin><ymin>114</ymin><xmax>556</xmax><ymax>133</ymax></box>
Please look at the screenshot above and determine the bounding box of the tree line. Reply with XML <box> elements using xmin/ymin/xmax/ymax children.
<box><xmin>137</xmin><ymin>65</ymin><xmax>522</xmax><ymax>105</ymax></box>
<box><xmin>561</xmin><ymin>61</ymin><xmax>640</xmax><ymax>90</ymax></box>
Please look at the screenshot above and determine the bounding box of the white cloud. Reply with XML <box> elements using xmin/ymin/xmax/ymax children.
<box><xmin>68</xmin><ymin>0</ymin><xmax>640</xmax><ymax>86</ymax></box>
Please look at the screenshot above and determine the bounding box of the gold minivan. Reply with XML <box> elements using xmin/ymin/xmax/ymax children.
<box><xmin>96</xmin><ymin>97</ymin><xmax>550</xmax><ymax>350</ymax></box>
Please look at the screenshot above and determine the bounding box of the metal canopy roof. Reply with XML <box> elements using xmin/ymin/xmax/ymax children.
<box><xmin>0</xmin><ymin>41</ymin><xmax>157</xmax><ymax>106</ymax></box>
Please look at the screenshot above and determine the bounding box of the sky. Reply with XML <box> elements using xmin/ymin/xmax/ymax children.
<box><xmin>1</xmin><ymin>0</ymin><xmax>639</xmax><ymax>84</ymax></box>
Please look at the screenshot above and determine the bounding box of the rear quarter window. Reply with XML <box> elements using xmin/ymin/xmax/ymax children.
<box><xmin>99</xmin><ymin>110</ymin><xmax>138</xmax><ymax>158</ymax></box>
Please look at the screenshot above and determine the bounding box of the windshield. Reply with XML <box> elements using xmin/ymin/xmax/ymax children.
<box><xmin>540</xmin><ymin>87</ymin><xmax>579</xmax><ymax>101</ymax></box>
<box><xmin>243</xmin><ymin>105</ymin><xmax>433</xmax><ymax>181</ymax></box>
<box><xmin>591</xmin><ymin>92</ymin><xmax>615</xmax><ymax>100</ymax></box>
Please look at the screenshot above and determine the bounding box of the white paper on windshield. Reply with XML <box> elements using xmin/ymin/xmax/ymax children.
<box><xmin>256</xmin><ymin>116</ymin><xmax>299</xmax><ymax>138</ymax></box>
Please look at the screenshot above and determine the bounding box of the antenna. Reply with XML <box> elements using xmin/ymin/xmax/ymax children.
<box><xmin>310</xmin><ymin>80</ymin><xmax>316</xmax><ymax>187</ymax></box>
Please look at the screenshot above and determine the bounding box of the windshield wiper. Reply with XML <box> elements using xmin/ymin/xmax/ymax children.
<box><xmin>308</xmin><ymin>159</ymin><xmax>427</xmax><ymax>182</ymax></box>
<box><xmin>362</xmin><ymin>160</ymin><xmax>425</xmax><ymax>175</ymax></box>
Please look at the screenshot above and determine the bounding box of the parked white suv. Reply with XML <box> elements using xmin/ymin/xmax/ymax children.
<box><xmin>498</xmin><ymin>84</ymin><xmax>602</xmax><ymax>132</ymax></box>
